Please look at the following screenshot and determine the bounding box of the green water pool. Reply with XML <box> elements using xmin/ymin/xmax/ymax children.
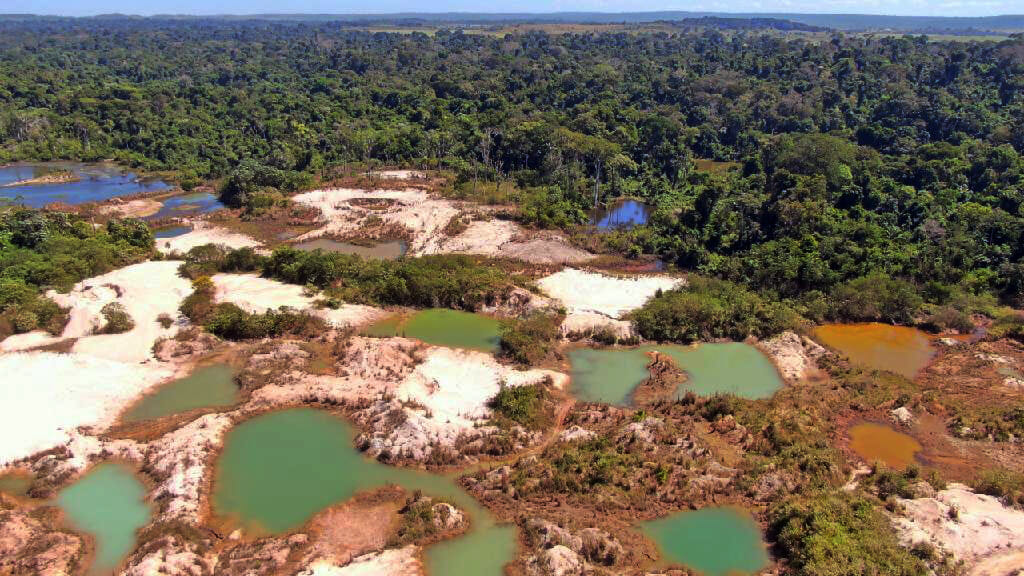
<box><xmin>363</xmin><ymin>308</ymin><xmax>502</xmax><ymax>352</ymax></box>
<box><xmin>121</xmin><ymin>363</ymin><xmax>238</xmax><ymax>423</ymax></box>
<box><xmin>212</xmin><ymin>408</ymin><xmax>515</xmax><ymax>575</ymax></box>
<box><xmin>56</xmin><ymin>463</ymin><xmax>151</xmax><ymax>575</ymax></box>
<box><xmin>641</xmin><ymin>507</ymin><xmax>769</xmax><ymax>576</ymax></box>
<box><xmin>568</xmin><ymin>342</ymin><xmax>783</xmax><ymax>405</ymax></box>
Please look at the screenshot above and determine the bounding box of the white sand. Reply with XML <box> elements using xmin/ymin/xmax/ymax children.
<box><xmin>301</xmin><ymin>546</ymin><xmax>423</xmax><ymax>576</ymax></box>
<box><xmin>0</xmin><ymin>330</ymin><xmax>63</xmax><ymax>352</ymax></box>
<box><xmin>48</xmin><ymin>261</ymin><xmax>192</xmax><ymax>364</ymax></box>
<box><xmin>560</xmin><ymin>311</ymin><xmax>636</xmax><ymax>340</ymax></box>
<box><xmin>0</xmin><ymin>352</ymin><xmax>173</xmax><ymax>465</ymax></box>
<box><xmin>212</xmin><ymin>273</ymin><xmax>384</xmax><ymax>329</ymax></box>
<box><xmin>537</xmin><ymin>268</ymin><xmax>682</xmax><ymax>319</ymax></box>
<box><xmin>894</xmin><ymin>484</ymin><xmax>1024</xmax><ymax>569</ymax></box>
<box><xmin>425</xmin><ymin>220</ymin><xmax>593</xmax><ymax>265</ymax></box>
<box><xmin>397</xmin><ymin>347</ymin><xmax>565</xmax><ymax>430</ymax></box>
<box><xmin>157</xmin><ymin>222</ymin><xmax>262</xmax><ymax>255</ymax></box>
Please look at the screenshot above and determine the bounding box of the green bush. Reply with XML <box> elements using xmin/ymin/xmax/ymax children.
<box><xmin>204</xmin><ymin>303</ymin><xmax>321</xmax><ymax>340</ymax></box>
<box><xmin>770</xmin><ymin>491</ymin><xmax>927</xmax><ymax>576</ymax></box>
<box><xmin>830</xmin><ymin>273</ymin><xmax>923</xmax><ymax>324</ymax></box>
<box><xmin>631</xmin><ymin>276</ymin><xmax>802</xmax><ymax>343</ymax></box>
<box><xmin>98</xmin><ymin>302</ymin><xmax>135</xmax><ymax>334</ymax></box>
<box><xmin>263</xmin><ymin>248</ymin><xmax>512</xmax><ymax>310</ymax></box>
<box><xmin>499</xmin><ymin>312</ymin><xmax>561</xmax><ymax>365</ymax></box>
<box><xmin>489</xmin><ymin>384</ymin><xmax>548</xmax><ymax>429</ymax></box>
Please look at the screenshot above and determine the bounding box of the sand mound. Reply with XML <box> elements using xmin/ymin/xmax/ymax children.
<box><xmin>46</xmin><ymin>260</ymin><xmax>192</xmax><ymax>364</ymax></box>
<box><xmin>537</xmin><ymin>268</ymin><xmax>681</xmax><ymax>319</ymax></box>
<box><xmin>894</xmin><ymin>484</ymin><xmax>1024</xmax><ymax>570</ymax></box>
<box><xmin>294</xmin><ymin>187</ymin><xmax>590</xmax><ymax>263</ymax></box>
<box><xmin>301</xmin><ymin>546</ymin><xmax>423</xmax><ymax>576</ymax></box>
<box><xmin>212</xmin><ymin>273</ymin><xmax>384</xmax><ymax>329</ymax></box>
<box><xmin>0</xmin><ymin>330</ymin><xmax>63</xmax><ymax>352</ymax></box>
<box><xmin>0</xmin><ymin>352</ymin><xmax>173</xmax><ymax>465</ymax></box>
<box><xmin>158</xmin><ymin>222</ymin><xmax>262</xmax><ymax>255</ymax></box>
<box><xmin>99</xmin><ymin>198</ymin><xmax>163</xmax><ymax>218</ymax></box>
<box><xmin>426</xmin><ymin>220</ymin><xmax>593</xmax><ymax>265</ymax></box>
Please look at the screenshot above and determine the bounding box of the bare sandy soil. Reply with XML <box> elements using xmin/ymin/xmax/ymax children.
<box><xmin>0</xmin><ymin>352</ymin><xmax>171</xmax><ymax>466</ymax></box>
<box><xmin>371</xmin><ymin>170</ymin><xmax>426</xmax><ymax>180</ymax></box>
<box><xmin>48</xmin><ymin>261</ymin><xmax>193</xmax><ymax>363</ymax></box>
<box><xmin>158</xmin><ymin>222</ymin><xmax>263</xmax><ymax>255</ymax></box>
<box><xmin>293</xmin><ymin>187</ymin><xmax>592</xmax><ymax>264</ymax></box>
<box><xmin>99</xmin><ymin>197</ymin><xmax>163</xmax><ymax>218</ymax></box>
<box><xmin>537</xmin><ymin>269</ymin><xmax>682</xmax><ymax>342</ymax></box>
<box><xmin>0</xmin><ymin>261</ymin><xmax>195</xmax><ymax>466</ymax></box>
<box><xmin>299</xmin><ymin>546</ymin><xmax>423</xmax><ymax>576</ymax></box>
<box><xmin>211</xmin><ymin>273</ymin><xmax>386</xmax><ymax>329</ymax></box>
<box><xmin>894</xmin><ymin>484</ymin><xmax>1024</xmax><ymax>572</ymax></box>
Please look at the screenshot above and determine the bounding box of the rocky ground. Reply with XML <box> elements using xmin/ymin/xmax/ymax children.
<box><xmin>3</xmin><ymin>172</ymin><xmax>1024</xmax><ymax>576</ymax></box>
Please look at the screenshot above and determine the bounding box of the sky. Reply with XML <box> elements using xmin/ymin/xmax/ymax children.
<box><xmin>4</xmin><ymin>0</ymin><xmax>1022</xmax><ymax>17</ymax></box>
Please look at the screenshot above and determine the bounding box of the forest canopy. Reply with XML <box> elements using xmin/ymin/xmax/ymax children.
<box><xmin>1</xmin><ymin>20</ymin><xmax>1022</xmax><ymax>311</ymax></box>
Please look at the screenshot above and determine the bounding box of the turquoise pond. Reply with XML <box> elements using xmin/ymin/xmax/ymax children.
<box><xmin>641</xmin><ymin>507</ymin><xmax>770</xmax><ymax>576</ymax></box>
<box><xmin>56</xmin><ymin>463</ymin><xmax>151</xmax><ymax>575</ymax></box>
<box><xmin>568</xmin><ymin>343</ymin><xmax>783</xmax><ymax>405</ymax></box>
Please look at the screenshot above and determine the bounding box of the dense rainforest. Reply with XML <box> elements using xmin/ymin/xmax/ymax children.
<box><xmin>1</xmin><ymin>19</ymin><xmax>1023</xmax><ymax>320</ymax></box>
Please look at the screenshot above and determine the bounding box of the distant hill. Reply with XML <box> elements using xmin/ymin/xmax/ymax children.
<box><xmin>3</xmin><ymin>11</ymin><xmax>1024</xmax><ymax>34</ymax></box>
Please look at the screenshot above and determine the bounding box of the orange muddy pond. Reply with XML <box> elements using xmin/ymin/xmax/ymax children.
<box><xmin>814</xmin><ymin>323</ymin><xmax>934</xmax><ymax>379</ymax></box>
<box><xmin>849</xmin><ymin>423</ymin><xmax>922</xmax><ymax>469</ymax></box>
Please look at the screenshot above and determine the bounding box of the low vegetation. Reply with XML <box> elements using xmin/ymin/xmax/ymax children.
<box><xmin>0</xmin><ymin>210</ymin><xmax>152</xmax><ymax>339</ymax></box>
<box><xmin>489</xmin><ymin>384</ymin><xmax>549</xmax><ymax>429</ymax></box>
<box><xmin>769</xmin><ymin>490</ymin><xmax>927</xmax><ymax>576</ymax></box>
<box><xmin>499</xmin><ymin>312</ymin><xmax>561</xmax><ymax>366</ymax></box>
<box><xmin>204</xmin><ymin>302</ymin><xmax>323</xmax><ymax>341</ymax></box>
<box><xmin>98</xmin><ymin>302</ymin><xmax>134</xmax><ymax>334</ymax></box>
<box><xmin>631</xmin><ymin>276</ymin><xmax>802</xmax><ymax>343</ymax></box>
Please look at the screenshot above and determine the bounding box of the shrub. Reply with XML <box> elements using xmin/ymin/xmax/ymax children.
<box><xmin>99</xmin><ymin>302</ymin><xmax>135</xmax><ymax>334</ymax></box>
<box><xmin>179</xmin><ymin>276</ymin><xmax>216</xmax><ymax>324</ymax></box>
<box><xmin>830</xmin><ymin>273</ymin><xmax>923</xmax><ymax>324</ymax></box>
<box><xmin>489</xmin><ymin>384</ymin><xmax>548</xmax><ymax>429</ymax></box>
<box><xmin>204</xmin><ymin>303</ymin><xmax>321</xmax><ymax>340</ymax></box>
<box><xmin>975</xmin><ymin>468</ymin><xmax>1024</xmax><ymax>507</ymax></box>
<box><xmin>499</xmin><ymin>312</ymin><xmax>561</xmax><ymax>365</ymax></box>
<box><xmin>769</xmin><ymin>490</ymin><xmax>927</xmax><ymax>576</ymax></box>
<box><xmin>631</xmin><ymin>276</ymin><xmax>802</xmax><ymax>342</ymax></box>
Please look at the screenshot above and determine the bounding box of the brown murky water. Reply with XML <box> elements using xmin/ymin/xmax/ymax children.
<box><xmin>849</xmin><ymin>422</ymin><xmax>922</xmax><ymax>469</ymax></box>
<box><xmin>814</xmin><ymin>323</ymin><xmax>934</xmax><ymax>379</ymax></box>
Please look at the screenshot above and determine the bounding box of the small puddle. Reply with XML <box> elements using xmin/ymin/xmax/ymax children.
<box><xmin>591</xmin><ymin>198</ymin><xmax>650</xmax><ymax>229</ymax></box>
<box><xmin>0</xmin><ymin>163</ymin><xmax>170</xmax><ymax>208</ymax></box>
<box><xmin>213</xmin><ymin>408</ymin><xmax>515</xmax><ymax>575</ymax></box>
<box><xmin>568</xmin><ymin>343</ymin><xmax>783</xmax><ymax>405</ymax></box>
<box><xmin>153</xmin><ymin>225</ymin><xmax>192</xmax><ymax>239</ymax></box>
<box><xmin>363</xmin><ymin>309</ymin><xmax>502</xmax><ymax>352</ymax></box>
<box><xmin>56</xmin><ymin>462</ymin><xmax>151</xmax><ymax>575</ymax></box>
<box><xmin>293</xmin><ymin>238</ymin><xmax>408</xmax><ymax>259</ymax></box>
<box><xmin>641</xmin><ymin>507</ymin><xmax>769</xmax><ymax>576</ymax></box>
<box><xmin>120</xmin><ymin>363</ymin><xmax>238</xmax><ymax>423</ymax></box>
<box><xmin>814</xmin><ymin>323</ymin><xmax>934</xmax><ymax>379</ymax></box>
<box><xmin>848</xmin><ymin>422</ymin><xmax>921</xmax><ymax>469</ymax></box>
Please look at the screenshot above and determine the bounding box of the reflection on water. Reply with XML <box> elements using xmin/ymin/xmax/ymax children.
<box><xmin>0</xmin><ymin>163</ymin><xmax>169</xmax><ymax>208</ymax></box>
<box><xmin>591</xmin><ymin>199</ymin><xmax>650</xmax><ymax>229</ymax></box>
<box><xmin>147</xmin><ymin>192</ymin><xmax>224</xmax><ymax>220</ymax></box>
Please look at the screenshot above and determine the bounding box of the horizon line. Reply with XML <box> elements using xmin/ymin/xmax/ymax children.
<box><xmin>3</xmin><ymin>10</ymin><xmax>1024</xmax><ymax>19</ymax></box>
